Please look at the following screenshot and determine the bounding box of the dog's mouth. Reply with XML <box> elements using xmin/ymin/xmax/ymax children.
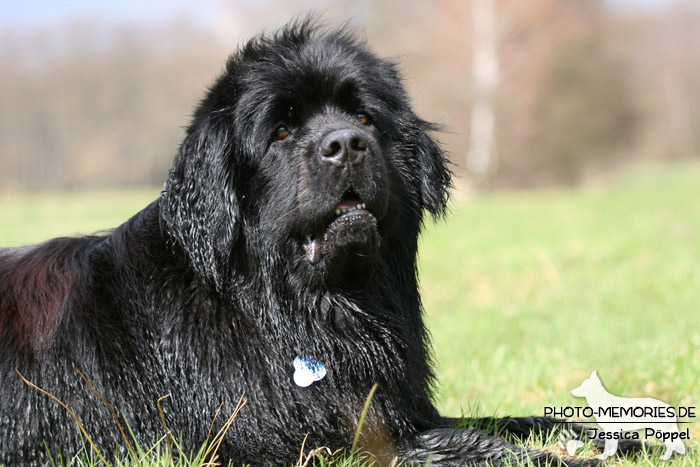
<box><xmin>334</xmin><ymin>197</ymin><xmax>369</xmax><ymax>218</ymax></box>
<box><xmin>303</xmin><ymin>190</ymin><xmax>380</xmax><ymax>264</ymax></box>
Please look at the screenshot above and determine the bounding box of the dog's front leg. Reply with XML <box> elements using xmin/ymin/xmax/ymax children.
<box><xmin>397</xmin><ymin>427</ymin><xmax>600</xmax><ymax>466</ymax></box>
<box><xmin>446</xmin><ymin>415</ymin><xmax>566</xmax><ymax>440</ymax></box>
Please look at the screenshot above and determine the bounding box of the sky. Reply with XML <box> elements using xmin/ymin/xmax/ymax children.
<box><xmin>0</xmin><ymin>0</ymin><xmax>222</xmax><ymax>27</ymax></box>
<box><xmin>0</xmin><ymin>0</ymin><xmax>674</xmax><ymax>28</ymax></box>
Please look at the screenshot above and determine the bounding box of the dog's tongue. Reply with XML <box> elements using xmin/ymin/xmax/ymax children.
<box><xmin>336</xmin><ymin>198</ymin><xmax>362</xmax><ymax>211</ymax></box>
<box><xmin>303</xmin><ymin>238</ymin><xmax>321</xmax><ymax>264</ymax></box>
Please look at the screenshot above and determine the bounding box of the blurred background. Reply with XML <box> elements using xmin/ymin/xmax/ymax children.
<box><xmin>1</xmin><ymin>0</ymin><xmax>699</xmax><ymax>192</ymax></box>
<box><xmin>2</xmin><ymin>1</ymin><xmax>700</xmax><ymax>448</ymax></box>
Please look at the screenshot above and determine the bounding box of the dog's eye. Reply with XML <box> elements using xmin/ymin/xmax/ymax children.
<box><xmin>357</xmin><ymin>113</ymin><xmax>370</xmax><ymax>125</ymax></box>
<box><xmin>274</xmin><ymin>125</ymin><xmax>290</xmax><ymax>142</ymax></box>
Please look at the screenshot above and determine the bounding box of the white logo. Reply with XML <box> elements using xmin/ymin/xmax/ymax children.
<box><xmin>557</xmin><ymin>428</ymin><xmax>585</xmax><ymax>457</ymax></box>
<box><xmin>571</xmin><ymin>370</ymin><xmax>687</xmax><ymax>460</ymax></box>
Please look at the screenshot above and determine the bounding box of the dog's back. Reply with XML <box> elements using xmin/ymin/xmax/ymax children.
<box><xmin>0</xmin><ymin>237</ymin><xmax>96</xmax><ymax>354</ymax></box>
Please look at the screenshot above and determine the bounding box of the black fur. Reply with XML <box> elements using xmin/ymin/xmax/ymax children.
<box><xmin>0</xmin><ymin>22</ymin><xmax>597</xmax><ymax>466</ymax></box>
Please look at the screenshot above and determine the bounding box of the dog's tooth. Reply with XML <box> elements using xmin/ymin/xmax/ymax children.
<box><xmin>335</xmin><ymin>209</ymin><xmax>341</xmax><ymax>215</ymax></box>
<box><xmin>361</xmin><ymin>203</ymin><xmax>366</xmax><ymax>209</ymax></box>
<box><xmin>356</xmin><ymin>204</ymin><xmax>362</xmax><ymax>209</ymax></box>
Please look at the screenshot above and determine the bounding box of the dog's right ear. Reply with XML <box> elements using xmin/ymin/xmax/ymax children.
<box><xmin>160</xmin><ymin>113</ymin><xmax>239</xmax><ymax>291</ymax></box>
<box><xmin>409</xmin><ymin>118</ymin><xmax>452</xmax><ymax>219</ymax></box>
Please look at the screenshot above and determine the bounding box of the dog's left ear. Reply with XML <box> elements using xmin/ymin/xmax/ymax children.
<box><xmin>412</xmin><ymin>119</ymin><xmax>452</xmax><ymax>218</ymax></box>
<box><xmin>160</xmin><ymin>115</ymin><xmax>239</xmax><ymax>290</ymax></box>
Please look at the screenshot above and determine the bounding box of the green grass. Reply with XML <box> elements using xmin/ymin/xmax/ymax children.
<box><xmin>0</xmin><ymin>189</ymin><xmax>160</xmax><ymax>246</ymax></box>
<box><xmin>420</xmin><ymin>162</ymin><xmax>700</xmax><ymax>465</ymax></box>
<box><xmin>421</xmin><ymin>164</ymin><xmax>700</xmax><ymax>430</ymax></box>
<box><xmin>1</xmin><ymin>162</ymin><xmax>699</xmax><ymax>465</ymax></box>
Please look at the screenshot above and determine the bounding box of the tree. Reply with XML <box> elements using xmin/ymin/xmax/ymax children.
<box><xmin>467</xmin><ymin>0</ymin><xmax>500</xmax><ymax>179</ymax></box>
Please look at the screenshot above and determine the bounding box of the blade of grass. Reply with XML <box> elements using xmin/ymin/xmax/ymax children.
<box><xmin>351</xmin><ymin>382</ymin><xmax>379</xmax><ymax>453</ymax></box>
<box><xmin>157</xmin><ymin>393</ymin><xmax>173</xmax><ymax>456</ymax></box>
<box><xmin>203</xmin><ymin>393</ymin><xmax>247</xmax><ymax>465</ymax></box>
<box><xmin>73</xmin><ymin>366</ymin><xmax>138</xmax><ymax>463</ymax></box>
<box><xmin>16</xmin><ymin>368</ymin><xmax>110</xmax><ymax>467</ymax></box>
<box><xmin>297</xmin><ymin>433</ymin><xmax>310</xmax><ymax>467</ymax></box>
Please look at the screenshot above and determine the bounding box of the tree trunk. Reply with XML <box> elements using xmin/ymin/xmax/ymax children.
<box><xmin>467</xmin><ymin>0</ymin><xmax>500</xmax><ymax>177</ymax></box>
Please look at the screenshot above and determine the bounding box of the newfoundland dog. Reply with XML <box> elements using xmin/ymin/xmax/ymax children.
<box><xmin>0</xmin><ymin>21</ymin><xmax>597</xmax><ymax>466</ymax></box>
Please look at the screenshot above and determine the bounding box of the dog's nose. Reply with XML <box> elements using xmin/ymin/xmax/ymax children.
<box><xmin>319</xmin><ymin>129</ymin><xmax>368</xmax><ymax>166</ymax></box>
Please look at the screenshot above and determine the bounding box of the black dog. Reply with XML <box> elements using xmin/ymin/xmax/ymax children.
<box><xmin>0</xmin><ymin>21</ymin><xmax>597</xmax><ymax>466</ymax></box>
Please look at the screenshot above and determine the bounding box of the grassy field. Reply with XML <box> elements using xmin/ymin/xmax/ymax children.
<box><xmin>1</xmin><ymin>162</ymin><xmax>698</xmax><ymax>465</ymax></box>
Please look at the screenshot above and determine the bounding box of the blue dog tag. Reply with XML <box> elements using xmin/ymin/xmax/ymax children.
<box><xmin>293</xmin><ymin>355</ymin><xmax>326</xmax><ymax>387</ymax></box>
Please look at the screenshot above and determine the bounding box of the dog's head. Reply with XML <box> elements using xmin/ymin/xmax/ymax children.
<box><xmin>161</xmin><ymin>21</ymin><xmax>451</xmax><ymax>290</ymax></box>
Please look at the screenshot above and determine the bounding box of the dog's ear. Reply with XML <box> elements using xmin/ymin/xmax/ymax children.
<box><xmin>160</xmin><ymin>116</ymin><xmax>239</xmax><ymax>290</ymax></box>
<box><xmin>412</xmin><ymin>119</ymin><xmax>452</xmax><ymax>218</ymax></box>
